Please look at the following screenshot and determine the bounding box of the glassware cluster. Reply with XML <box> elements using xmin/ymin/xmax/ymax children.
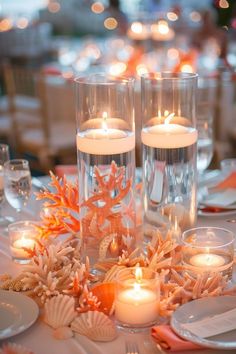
<box><xmin>76</xmin><ymin>72</ymin><xmax>198</xmax><ymax>270</ymax></box>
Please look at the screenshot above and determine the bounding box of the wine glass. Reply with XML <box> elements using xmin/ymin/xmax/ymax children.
<box><xmin>197</xmin><ymin>76</ymin><xmax>216</xmax><ymax>174</ymax></box>
<box><xmin>4</xmin><ymin>159</ymin><xmax>32</xmax><ymax>218</ymax></box>
<box><xmin>197</xmin><ymin>115</ymin><xmax>214</xmax><ymax>174</ymax></box>
<box><xmin>0</xmin><ymin>144</ymin><xmax>10</xmax><ymax>225</ymax></box>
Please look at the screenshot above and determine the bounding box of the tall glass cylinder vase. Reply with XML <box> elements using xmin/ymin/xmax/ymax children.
<box><xmin>141</xmin><ymin>72</ymin><xmax>198</xmax><ymax>242</ymax></box>
<box><xmin>76</xmin><ymin>75</ymin><xmax>136</xmax><ymax>270</ymax></box>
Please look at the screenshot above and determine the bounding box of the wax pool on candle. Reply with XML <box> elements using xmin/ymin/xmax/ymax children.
<box><xmin>77</xmin><ymin>118</ymin><xmax>135</xmax><ymax>155</ymax></box>
<box><xmin>190</xmin><ymin>253</ymin><xmax>226</xmax><ymax>268</ymax></box>
<box><xmin>141</xmin><ymin>116</ymin><xmax>198</xmax><ymax>149</ymax></box>
<box><xmin>115</xmin><ymin>284</ymin><xmax>158</xmax><ymax>325</ymax></box>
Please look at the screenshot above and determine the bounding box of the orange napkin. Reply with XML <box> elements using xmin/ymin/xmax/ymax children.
<box><xmin>42</xmin><ymin>66</ymin><xmax>62</xmax><ymax>76</ymax></box>
<box><xmin>213</xmin><ymin>172</ymin><xmax>236</xmax><ymax>190</ymax></box>
<box><xmin>55</xmin><ymin>165</ymin><xmax>77</xmax><ymax>178</ymax></box>
<box><xmin>151</xmin><ymin>325</ymin><xmax>203</xmax><ymax>352</ymax></box>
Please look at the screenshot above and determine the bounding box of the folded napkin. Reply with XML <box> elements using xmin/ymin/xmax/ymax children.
<box><xmin>213</xmin><ymin>172</ymin><xmax>236</xmax><ymax>190</ymax></box>
<box><xmin>55</xmin><ymin>165</ymin><xmax>77</xmax><ymax>178</ymax></box>
<box><xmin>151</xmin><ymin>325</ymin><xmax>203</xmax><ymax>352</ymax></box>
<box><xmin>42</xmin><ymin>66</ymin><xmax>62</xmax><ymax>76</ymax></box>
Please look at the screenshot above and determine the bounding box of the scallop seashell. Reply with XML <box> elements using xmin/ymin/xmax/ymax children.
<box><xmin>53</xmin><ymin>326</ymin><xmax>74</xmax><ymax>340</ymax></box>
<box><xmin>99</xmin><ymin>234</ymin><xmax>116</xmax><ymax>261</ymax></box>
<box><xmin>91</xmin><ymin>282</ymin><xmax>115</xmax><ymax>315</ymax></box>
<box><xmin>103</xmin><ymin>265</ymin><xmax>131</xmax><ymax>283</ymax></box>
<box><xmin>71</xmin><ymin>311</ymin><xmax>117</xmax><ymax>342</ymax></box>
<box><xmin>44</xmin><ymin>294</ymin><xmax>77</xmax><ymax>329</ymax></box>
<box><xmin>0</xmin><ymin>342</ymin><xmax>33</xmax><ymax>354</ymax></box>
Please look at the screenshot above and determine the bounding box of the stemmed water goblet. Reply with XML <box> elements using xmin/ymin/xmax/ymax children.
<box><xmin>4</xmin><ymin>159</ymin><xmax>32</xmax><ymax>219</ymax></box>
<box><xmin>197</xmin><ymin>115</ymin><xmax>214</xmax><ymax>174</ymax></box>
<box><xmin>197</xmin><ymin>76</ymin><xmax>216</xmax><ymax>175</ymax></box>
<box><xmin>0</xmin><ymin>144</ymin><xmax>10</xmax><ymax>225</ymax></box>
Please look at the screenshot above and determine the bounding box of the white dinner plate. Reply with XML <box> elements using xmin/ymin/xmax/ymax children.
<box><xmin>198</xmin><ymin>209</ymin><xmax>236</xmax><ymax>218</ymax></box>
<box><xmin>171</xmin><ymin>296</ymin><xmax>236</xmax><ymax>350</ymax></box>
<box><xmin>0</xmin><ymin>290</ymin><xmax>39</xmax><ymax>340</ymax></box>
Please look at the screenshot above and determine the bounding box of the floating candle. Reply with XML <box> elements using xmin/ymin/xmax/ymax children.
<box><xmin>189</xmin><ymin>253</ymin><xmax>226</xmax><ymax>268</ymax></box>
<box><xmin>141</xmin><ymin>113</ymin><xmax>198</xmax><ymax>148</ymax></box>
<box><xmin>77</xmin><ymin>115</ymin><xmax>135</xmax><ymax>155</ymax></box>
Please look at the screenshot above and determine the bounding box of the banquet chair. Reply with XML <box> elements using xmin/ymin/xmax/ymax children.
<box><xmin>3</xmin><ymin>63</ymin><xmax>42</xmax><ymax>130</ymax></box>
<box><xmin>3</xmin><ymin>64</ymin><xmax>76</xmax><ymax>173</ymax></box>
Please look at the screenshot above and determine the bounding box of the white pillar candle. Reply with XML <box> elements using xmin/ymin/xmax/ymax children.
<box><xmin>77</xmin><ymin>116</ymin><xmax>135</xmax><ymax>155</ymax></box>
<box><xmin>141</xmin><ymin>115</ymin><xmax>198</xmax><ymax>148</ymax></box>
<box><xmin>189</xmin><ymin>253</ymin><xmax>226</xmax><ymax>268</ymax></box>
<box><xmin>115</xmin><ymin>267</ymin><xmax>159</xmax><ymax>326</ymax></box>
<box><xmin>115</xmin><ymin>285</ymin><xmax>158</xmax><ymax>325</ymax></box>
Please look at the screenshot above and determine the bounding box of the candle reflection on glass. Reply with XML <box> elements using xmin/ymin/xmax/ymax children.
<box><xmin>115</xmin><ymin>267</ymin><xmax>159</xmax><ymax>329</ymax></box>
<box><xmin>189</xmin><ymin>253</ymin><xmax>226</xmax><ymax>268</ymax></box>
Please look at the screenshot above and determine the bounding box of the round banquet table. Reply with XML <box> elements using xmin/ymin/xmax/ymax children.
<box><xmin>0</xmin><ymin>172</ymin><xmax>236</xmax><ymax>354</ymax></box>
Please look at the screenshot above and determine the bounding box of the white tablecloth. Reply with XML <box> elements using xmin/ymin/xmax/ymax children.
<box><xmin>0</xmin><ymin>176</ymin><xmax>236</xmax><ymax>354</ymax></box>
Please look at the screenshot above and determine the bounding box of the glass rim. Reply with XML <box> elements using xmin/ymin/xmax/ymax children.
<box><xmin>4</xmin><ymin>159</ymin><xmax>29</xmax><ymax>167</ymax></box>
<box><xmin>141</xmin><ymin>71</ymin><xmax>198</xmax><ymax>81</ymax></box>
<box><xmin>182</xmin><ymin>227</ymin><xmax>235</xmax><ymax>249</ymax></box>
<box><xmin>8</xmin><ymin>220</ymin><xmax>39</xmax><ymax>231</ymax></box>
<box><xmin>74</xmin><ymin>73</ymin><xmax>135</xmax><ymax>86</ymax></box>
<box><xmin>221</xmin><ymin>158</ymin><xmax>236</xmax><ymax>165</ymax></box>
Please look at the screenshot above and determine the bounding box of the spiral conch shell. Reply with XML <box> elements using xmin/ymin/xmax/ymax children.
<box><xmin>44</xmin><ymin>294</ymin><xmax>76</xmax><ymax>339</ymax></box>
<box><xmin>71</xmin><ymin>311</ymin><xmax>117</xmax><ymax>342</ymax></box>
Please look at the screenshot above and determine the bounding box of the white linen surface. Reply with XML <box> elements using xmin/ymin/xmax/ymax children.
<box><xmin>0</xmin><ymin>178</ymin><xmax>235</xmax><ymax>354</ymax></box>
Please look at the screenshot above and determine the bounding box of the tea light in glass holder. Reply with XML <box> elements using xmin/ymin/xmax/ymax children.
<box><xmin>8</xmin><ymin>221</ymin><xmax>39</xmax><ymax>264</ymax></box>
<box><xmin>182</xmin><ymin>227</ymin><xmax>234</xmax><ymax>277</ymax></box>
<box><xmin>115</xmin><ymin>267</ymin><xmax>159</xmax><ymax>330</ymax></box>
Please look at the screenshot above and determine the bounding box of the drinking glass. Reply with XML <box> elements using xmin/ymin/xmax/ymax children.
<box><xmin>197</xmin><ymin>76</ymin><xmax>216</xmax><ymax>174</ymax></box>
<box><xmin>0</xmin><ymin>144</ymin><xmax>10</xmax><ymax>225</ymax></box>
<box><xmin>4</xmin><ymin>159</ymin><xmax>31</xmax><ymax>217</ymax></box>
<box><xmin>197</xmin><ymin>115</ymin><xmax>214</xmax><ymax>173</ymax></box>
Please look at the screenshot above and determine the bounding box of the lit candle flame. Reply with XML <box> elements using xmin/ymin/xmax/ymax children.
<box><xmin>133</xmin><ymin>267</ymin><xmax>142</xmax><ymax>294</ymax></box>
<box><xmin>164</xmin><ymin>112</ymin><xmax>175</xmax><ymax>124</ymax></box>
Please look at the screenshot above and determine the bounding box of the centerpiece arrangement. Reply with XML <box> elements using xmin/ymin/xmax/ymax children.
<box><xmin>1</xmin><ymin>172</ymin><xmax>235</xmax><ymax>344</ymax></box>
<box><xmin>1</xmin><ymin>72</ymin><xmax>236</xmax><ymax>353</ymax></box>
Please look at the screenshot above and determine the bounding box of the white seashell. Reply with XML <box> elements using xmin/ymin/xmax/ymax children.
<box><xmin>71</xmin><ymin>311</ymin><xmax>117</xmax><ymax>342</ymax></box>
<box><xmin>103</xmin><ymin>265</ymin><xmax>129</xmax><ymax>283</ymax></box>
<box><xmin>99</xmin><ymin>234</ymin><xmax>116</xmax><ymax>261</ymax></box>
<box><xmin>0</xmin><ymin>342</ymin><xmax>33</xmax><ymax>354</ymax></box>
<box><xmin>53</xmin><ymin>326</ymin><xmax>74</xmax><ymax>340</ymax></box>
<box><xmin>44</xmin><ymin>294</ymin><xmax>77</xmax><ymax>329</ymax></box>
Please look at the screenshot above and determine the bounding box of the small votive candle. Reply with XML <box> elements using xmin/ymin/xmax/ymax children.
<box><xmin>182</xmin><ymin>227</ymin><xmax>234</xmax><ymax>277</ymax></box>
<box><xmin>8</xmin><ymin>221</ymin><xmax>39</xmax><ymax>264</ymax></box>
<box><xmin>115</xmin><ymin>267</ymin><xmax>159</xmax><ymax>330</ymax></box>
